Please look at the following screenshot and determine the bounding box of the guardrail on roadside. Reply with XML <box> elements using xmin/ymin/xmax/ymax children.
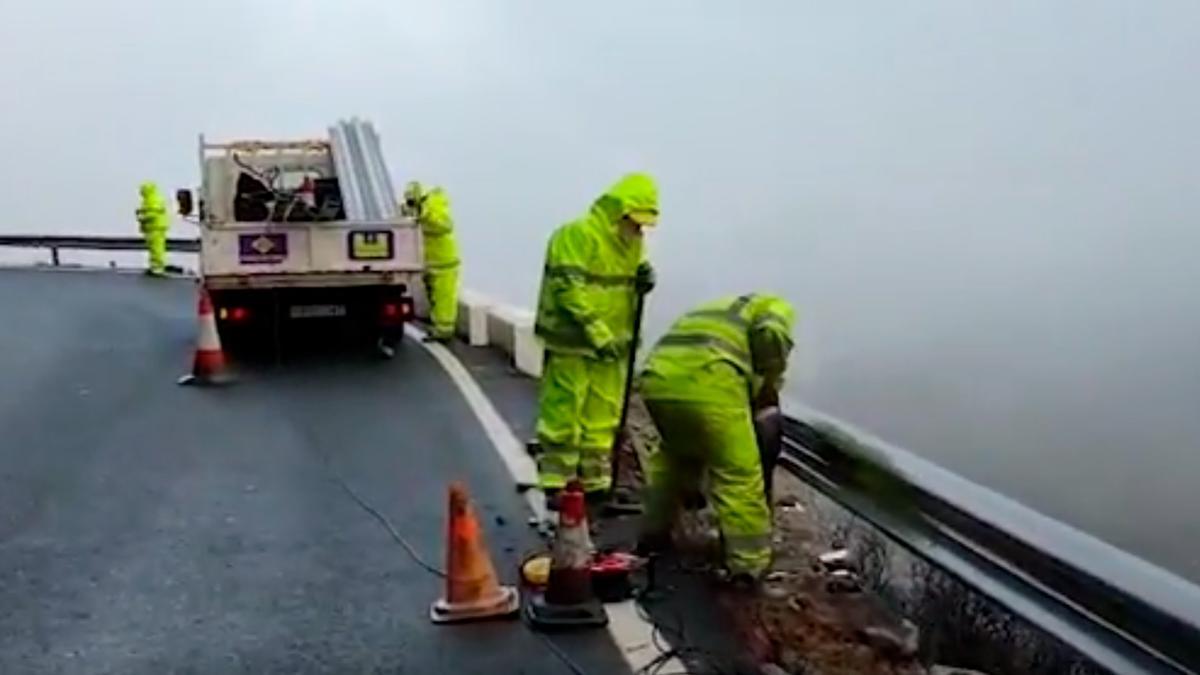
<box><xmin>0</xmin><ymin>234</ymin><xmax>200</xmax><ymax>266</ymax></box>
<box><xmin>781</xmin><ymin>408</ymin><xmax>1200</xmax><ymax>675</ymax></box>
<box><xmin>457</xmin><ymin>289</ymin><xmax>1200</xmax><ymax>675</ymax></box>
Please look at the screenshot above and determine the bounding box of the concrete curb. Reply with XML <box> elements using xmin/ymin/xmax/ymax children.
<box><xmin>455</xmin><ymin>289</ymin><xmax>543</xmax><ymax>378</ymax></box>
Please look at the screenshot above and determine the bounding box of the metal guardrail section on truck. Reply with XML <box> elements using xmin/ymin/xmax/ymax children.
<box><xmin>0</xmin><ymin>235</ymin><xmax>200</xmax><ymax>265</ymax></box>
<box><xmin>328</xmin><ymin>118</ymin><xmax>399</xmax><ymax>221</ymax></box>
<box><xmin>780</xmin><ymin>406</ymin><xmax>1200</xmax><ymax>674</ymax></box>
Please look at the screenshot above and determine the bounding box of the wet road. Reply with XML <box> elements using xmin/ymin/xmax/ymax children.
<box><xmin>0</xmin><ymin>269</ymin><xmax>629</xmax><ymax>674</ymax></box>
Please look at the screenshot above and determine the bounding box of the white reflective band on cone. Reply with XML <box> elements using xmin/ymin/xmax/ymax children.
<box><xmin>197</xmin><ymin>313</ymin><xmax>222</xmax><ymax>351</ymax></box>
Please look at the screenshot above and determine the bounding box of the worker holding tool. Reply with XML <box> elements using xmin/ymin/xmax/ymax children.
<box><xmin>135</xmin><ymin>181</ymin><xmax>170</xmax><ymax>276</ymax></box>
<box><xmin>533</xmin><ymin>173</ymin><xmax>658</xmax><ymax>507</ymax></box>
<box><xmin>637</xmin><ymin>293</ymin><xmax>796</xmax><ymax>585</ymax></box>
<box><xmin>403</xmin><ymin>181</ymin><xmax>460</xmax><ymax>342</ymax></box>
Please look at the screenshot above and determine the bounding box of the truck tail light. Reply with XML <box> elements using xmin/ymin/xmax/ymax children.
<box><xmin>220</xmin><ymin>306</ymin><xmax>250</xmax><ymax>322</ymax></box>
<box><xmin>381</xmin><ymin>300</ymin><xmax>412</xmax><ymax>324</ymax></box>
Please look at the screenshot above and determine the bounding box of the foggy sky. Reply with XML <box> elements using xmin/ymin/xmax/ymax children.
<box><xmin>3</xmin><ymin>1</ymin><xmax>1200</xmax><ymax>575</ymax></box>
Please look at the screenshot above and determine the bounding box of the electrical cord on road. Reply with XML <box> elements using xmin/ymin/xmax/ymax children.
<box><xmin>329</xmin><ymin>466</ymin><xmax>446</xmax><ymax>579</ymax></box>
<box><xmin>290</xmin><ymin>416</ymin><xmax>447</xmax><ymax>579</ymax></box>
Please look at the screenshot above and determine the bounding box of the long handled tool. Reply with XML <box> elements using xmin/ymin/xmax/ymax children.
<box><xmin>605</xmin><ymin>291</ymin><xmax>647</xmax><ymax>515</ymax></box>
<box><xmin>754</xmin><ymin>405</ymin><xmax>783</xmax><ymax>502</ymax></box>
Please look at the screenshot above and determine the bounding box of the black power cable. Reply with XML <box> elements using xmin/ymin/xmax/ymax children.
<box><xmin>329</xmin><ymin>466</ymin><xmax>446</xmax><ymax>579</ymax></box>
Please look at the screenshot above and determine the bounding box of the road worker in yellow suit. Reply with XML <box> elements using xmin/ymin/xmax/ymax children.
<box><xmin>403</xmin><ymin>181</ymin><xmax>460</xmax><ymax>342</ymax></box>
<box><xmin>534</xmin><ymin>173</ymin><xmax>658</xmax><ymax>505</ymax></box>
<box><xmin>136</xmin><ymin>182</ymin><xmax>169</xmax><ymax>276</ymax></box>
<box><xmin>638</xmin><ymin>293</ymin><xmax>796</xmax><ymax>583</ymax></box>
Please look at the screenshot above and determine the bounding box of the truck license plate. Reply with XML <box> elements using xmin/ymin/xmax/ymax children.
<box><xmin>289</xmin><ymin>304</ymin><xmax>346</xmax><ymax>319</ymax></box>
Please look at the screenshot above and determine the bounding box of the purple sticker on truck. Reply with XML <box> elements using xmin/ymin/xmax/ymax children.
<box><xmin>238</xmin><ymin>233</ymin><xmax>288</xmax><ymax>264</ymax></box>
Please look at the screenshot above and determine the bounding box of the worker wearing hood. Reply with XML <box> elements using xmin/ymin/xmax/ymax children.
<box><xmin>135</xmin><ymin>182</ymin><xmax>169</xmax><ymax>276</ymax></box>
<box><xmin>534</xmin><ymin>173</ymin><xmax>658</xmax><ymax>500</ymax></box>
<box><xmin>404</xmin><ymin>181</ymin><xmax>460</xmax><ymax>342</ymax></box>
<box><xmin>638</xmin><ymin>293</ymin><xmax>796</xmax><ymax>581</ymax></box>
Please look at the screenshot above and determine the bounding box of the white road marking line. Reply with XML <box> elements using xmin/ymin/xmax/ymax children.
<box><xmin>404</xmin><ymin>324</ymin><xmax>544</xmax><ymax>521</ymax></box>
<box><xmin>406</xmin><ymin>324</ymin><xmax>686</xmax><ymax>674</ymax></box>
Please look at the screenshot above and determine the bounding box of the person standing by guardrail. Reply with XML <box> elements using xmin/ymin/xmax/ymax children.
<box><xmin>403</xmin><ymin>181</ymin><xmax>460</xmax><ymax>343</ymax></box>
<box><xmin>533</xmin><ymin>173</ymin><xmax>658</xmax><ymax>510</ymax></box>
<box><xmin>636</xmin><ymin>293</ymin><xmax>796</xmax><ymax>586</ymax></box>
<box><xmin>135</xmin><ymin>182</ymin><xmax>170</xmax><ymax>276</ymax></box>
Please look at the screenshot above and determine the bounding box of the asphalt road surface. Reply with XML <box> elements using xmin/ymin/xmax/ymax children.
<box><xmin>0</xmin><ymin>269</ymin><xmax>632</xmax><ymax>674</ymax></box>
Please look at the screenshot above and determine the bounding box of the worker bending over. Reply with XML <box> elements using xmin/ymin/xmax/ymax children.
<box><xmin>534</xmin><ymin>173</ymin><xmax>658</xmax><ymax>505</ymax></box>
<box><xmin>136</xmin><ymin>182</ymin><xmax>170</xmax><ymax>276</ymax></box>
<box><xmin>404</xmin><ymin>181</ymin><xmax>460</xmax><ymax>342</ymax></box>
<box><xmin>638</xmin><ymin>293</ymin><xmax>796</xmax><ymax>583</ymax></box>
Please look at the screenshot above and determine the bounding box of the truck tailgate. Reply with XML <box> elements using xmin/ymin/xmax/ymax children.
<box><xmin>200</xmin><ymin>221</ymin><xmax>422</xmax><ymax>278</ymax></box>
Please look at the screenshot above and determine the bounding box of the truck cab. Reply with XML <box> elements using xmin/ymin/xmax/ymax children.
<box><xmin>179</xmin><ymin>120</ymin><xmax>422</xmax><ymax>353</ymax></box>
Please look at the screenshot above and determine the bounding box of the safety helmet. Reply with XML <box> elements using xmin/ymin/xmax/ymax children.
<box><xmin>139</xmin><ymin>181</ymin><xmax>158</xmax><ymax>198</ymax></box>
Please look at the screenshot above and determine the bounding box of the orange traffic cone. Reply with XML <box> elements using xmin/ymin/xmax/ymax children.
<box><xmin>527</xmin><ymin>480</ymin><xmax>608</xmax><ymax>629</ymax></box>
<box><xmin>178</xmin><ymin>287</ymin><xmax>232</xmax><ymax>386</ymax></box>
<box><xmin>430</xmin><ymin>482</ymin><xmax>520</xmax><ymax>624</ymax></box>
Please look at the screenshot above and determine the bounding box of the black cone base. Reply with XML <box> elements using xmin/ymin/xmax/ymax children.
<box><xmin>525</xmin><ymin>591</ymin><xmax>608</xmax><ymax>630</ymax></box>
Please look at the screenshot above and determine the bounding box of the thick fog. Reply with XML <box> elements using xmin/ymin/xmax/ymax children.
<box><xmin>2</xmin><ymin>1</ymin><xmax>1199</xmax><ymax>577</ymax></box>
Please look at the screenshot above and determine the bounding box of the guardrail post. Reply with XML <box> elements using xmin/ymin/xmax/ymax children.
<box><xmin>50</xmin><ymin>247</ymin><xmax>59</xmax><ymax>267</ymax></box>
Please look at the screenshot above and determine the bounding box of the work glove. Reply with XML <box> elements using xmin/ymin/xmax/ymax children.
<box><xmin>635</xmin><ymin>261</ymin><xmax>656</xmax><ymax>295</ymax></box>
<box><xmin>596</xmin><ymin>339</ymin><xmax>623</xmax><ymax>360</ymax></box>
<box><xmin>754</xmin><ymin>379</ymin><xmax>781</xmax><ymax>411</ymax></box>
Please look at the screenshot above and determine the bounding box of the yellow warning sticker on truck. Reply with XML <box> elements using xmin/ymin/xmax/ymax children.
<box><xmin>348</xmin><ymin>230</ymin><xmax>394</xmax><ymax>260</ymax></box>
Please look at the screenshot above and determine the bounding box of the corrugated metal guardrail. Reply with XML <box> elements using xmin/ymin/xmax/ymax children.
<box><xmin>781</xmin><ymin>408</ymin><xmax>1200</xmax><ymax>674</ymax></box>
<box><xmin>0</xmin><ymin>235</ymin><xmax>200</xmax><ymax>265</ymax></box>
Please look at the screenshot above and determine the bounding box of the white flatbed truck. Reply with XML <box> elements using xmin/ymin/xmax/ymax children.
<box><xmin>176</xmin><ymin>119</ymin><xmax>422</xmax><ymax>351</ymax></box>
